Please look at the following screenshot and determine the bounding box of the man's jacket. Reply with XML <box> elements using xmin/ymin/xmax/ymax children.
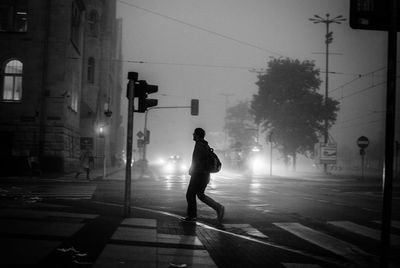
<box><xmin>189</xmin><ymin>139</ymin><xmax>209</xmax><ymax>175</ymax></box>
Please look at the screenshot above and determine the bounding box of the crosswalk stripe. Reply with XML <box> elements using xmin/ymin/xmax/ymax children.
<box><xmin>282</xmin><ymin>263</ymin><xmax>322</xmax><ymax>268</ymax></box>
<box><xmin>329</xmin><ymin>221</ymin><xmax>400</xmax><ymax>246</ymax></box>
<box><xmin>223</xmin><ymin>224</ymin><xmax>269</xmax><ymax>239</ymax></box>
<box><xmin>273</xmin><ymin>222</ymin><xmax>369</xmax><ymax>260</ymax></box>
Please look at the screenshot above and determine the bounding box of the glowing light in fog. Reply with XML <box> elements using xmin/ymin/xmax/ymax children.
<box><xmin>156</xmin><ymin>158</ymin><xmax>166</xmax><ymax>165</ymax></box>
<box><xmin>250</xmin><ymin>156</ymin><xmax>267</xmax><ymax>174</ymax></box>
<box><xmin>164</xmin><ymin>163</ymin><xmax>174</xmax><ymax>173</ymax></box>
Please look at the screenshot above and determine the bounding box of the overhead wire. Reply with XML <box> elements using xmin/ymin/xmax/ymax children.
<box><xmin>117</xmin><ymin>0</ymin><xmax>286</xmax><ymax>57</ymax></box>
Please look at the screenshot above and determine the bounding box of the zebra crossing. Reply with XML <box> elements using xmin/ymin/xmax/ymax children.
<box><xmin>30</xmin><ymin>185</ymin><xmax>97</xmax><ymax>199</ymax></box>
<box><xmin>224</xmin><ymin>219</ymin><xmax>400</xmax><ymax>267</ymax></box>
<box><xmin>0</xmin><ymin>184</ymin><xmax>96</xmax><ymax>200</ymax></box>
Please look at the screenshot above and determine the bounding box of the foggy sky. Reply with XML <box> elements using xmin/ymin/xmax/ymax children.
<box><xmin>116</xmin><ymin>0</ymin><xmax>390</xmax><ymax>163</ymax></box>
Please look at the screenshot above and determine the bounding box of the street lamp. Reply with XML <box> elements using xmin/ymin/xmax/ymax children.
<box><xmin>309</xmin><ymin>13</ymin><xmax>346</xmax><ymax>174</ymax></box>
<box><xmin>102</xmin><ymin>101</ymin><xmax>112</xmax><ymax>180</ymax></box>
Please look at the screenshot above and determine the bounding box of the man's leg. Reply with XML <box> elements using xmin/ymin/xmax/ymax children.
<box><xmin>196</xmin><ymin>174</ymin><xmax>224</xmax><ymax>221</ymax></box>
<box><xmin>185</xmin><ymin>177</ymin><xmax>198</xmax><ymax>218</ymax></box>
<box><xmin>196</xmin><ymin>179</ymin><xmax>222</xmax><ymax>213</ymax></box>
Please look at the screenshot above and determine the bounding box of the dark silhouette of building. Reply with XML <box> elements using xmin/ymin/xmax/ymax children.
<box><xmin>0</xmin><ymin>0</ymin><xmax>123</xmax><ymax>174</ymax></box>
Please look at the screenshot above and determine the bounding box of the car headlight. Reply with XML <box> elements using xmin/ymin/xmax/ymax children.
<box><xmin>180</xmin><ymin>164</ymin><xmax>187</xmax><ymax>172</ymax></box>
<box><xmin>164</xmin><ymin>163</ymin><xmax>174</xmax><ymax>173</ymax></box>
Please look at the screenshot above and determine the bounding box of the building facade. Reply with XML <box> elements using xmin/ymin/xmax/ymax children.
<box><xmin>0</xmin><ymin>0</ymin><xmax>123</xmax><ymax>174</ymax></box>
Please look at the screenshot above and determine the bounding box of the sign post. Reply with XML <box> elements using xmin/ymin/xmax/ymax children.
<box><xmin>357</xmin><ymin>136</ymin><xmax>369</xmax><ymax>180</ymax></box>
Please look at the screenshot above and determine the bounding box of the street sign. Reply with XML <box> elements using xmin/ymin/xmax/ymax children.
<box><xmin>144</xmin><ymin>130</ymin><xmax>150</xmax><ymax>144</ymax></box>
<box><xmin>320</xmin><ymin>143</ymin><xmax>337</xmax><ymax>164</ymax></box>
<box><xmin>136</xmin><ymin>131</ymin><xmax>144</xmax><ymax>139</ymax></box>
<box><xmin>137</xmin><ymin>139</ymin><xmax>144</xmax><ymax>148</ymax></box>
<box><xmin>357</xmin><ymin>136</ymin><xmax>369</xmax><ymax>148</ymax></box>
<box><xmin>80</xmin><ymin>137</ymin><xmax>94</xmax><ymax>150</ymax></box>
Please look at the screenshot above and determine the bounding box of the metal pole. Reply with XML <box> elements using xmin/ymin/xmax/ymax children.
<box><xmin>103</xmin><ymin>135</ymin><xmax>106</xmax><ymax>179</ymax></box>
<box><xmin>143</xmin><ymin>110</ymin><xmax>149</xmax><ymax>162</ymax></box>
<box><xmin>124</xmin><ymin>80</ymin><xmax>135</xmax><ymax>217</ymax></box>
<box><xmin>323</xmin><ymin>18</ymin><xmax>330</xmax><ymax>174</ymax></box>
<box><xmin>269</xmin><ymin>132</ymin><xmax>273</xmax><ymax>176</ymax></box>
<box><xmin>380</xmin><ymin>0</ymin><xmax>397</xmax><ymax>266</ymax></box>
<box><xmin>361</xmin><ymin>151</ymin><xmax>364</xmax><ymax>181</ymax></box>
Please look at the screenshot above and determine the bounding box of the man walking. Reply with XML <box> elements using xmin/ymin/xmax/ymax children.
<box><xmin>183</xmin><ymin>128</ymin><xmax>224</xmax><ymax>222</ymax></box>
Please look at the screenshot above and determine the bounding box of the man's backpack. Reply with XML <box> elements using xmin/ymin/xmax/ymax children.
<box><xmin>207</xmin><ymin>147</ymin><xmax>222</xmax><ymax>173</ymax></box>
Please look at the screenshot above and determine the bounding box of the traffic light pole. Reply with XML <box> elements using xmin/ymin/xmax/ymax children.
<box><xmin>124</xmin><ymin>80</ymin><xmax>135</xmax><ymax>217</ymax></box>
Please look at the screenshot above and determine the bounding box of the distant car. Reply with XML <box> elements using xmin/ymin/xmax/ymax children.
<box><xmin>162</xmin><ymin>155</ymin><xmax>188</xmax><ymax>175</ymax></box>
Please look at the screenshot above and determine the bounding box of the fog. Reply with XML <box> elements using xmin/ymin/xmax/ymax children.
<box><xmin>117</xmin><ymin>0</ymin><xmax>393</xmax><ymax>169</ymax></box>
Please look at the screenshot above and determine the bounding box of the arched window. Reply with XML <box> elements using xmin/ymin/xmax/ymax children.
<box><xmin>87</xmin><ymin>57</ymin><xmax>95</xmax><ymax>84</ymax></box>
<box><xmin>88</xmin><ymin>10</ymin><xmax>99</xmax><ymax>37</ymax></box>
<box><xmin>1</xmin><ymin>59</ymin><xmax>23</xmax><ymax>101</ymax></box>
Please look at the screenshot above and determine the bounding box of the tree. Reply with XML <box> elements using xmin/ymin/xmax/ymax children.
<box><xmin>251</xmin><ymin>58</ymin><xmax>339</xmax><ymax>170</ymax></box>
<box><xmin>225</xmin><ymin>101</ymin><xmax>258</xmax><ymax>149</ymax></box>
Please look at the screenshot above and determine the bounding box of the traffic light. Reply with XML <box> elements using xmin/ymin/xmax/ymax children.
<box><xmin>144</xmin><ymin>129</ymin><xmax>150</xmax><ymax>144</ymax></box>
<box><xmin>135</xmin><ymin>80</ymin><xmax>158</xmax><ymax>113</ymax></box>
<box><xmin>126</xmin><ymin>72</ymin><xmax>138</xmax><ymax>99</ymax></box>
<box><xmin>191</xmin><ymin>99</ymin><xmax>199</xmax><ymax>116</ymax></box>
<box><xmin>325</xmin><ymin>31</ymin><xmax>333</xmax><ymax>44</ymax></box>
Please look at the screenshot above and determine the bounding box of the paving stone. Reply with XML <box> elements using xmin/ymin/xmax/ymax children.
<box><xmin>95</xmin><ymin>244</ymin><xmax>156</xmax><ymax>262</ymax></box>
<box><xmin>158</xmin><ymin>248</ymin><xmax>210</xmax><ymax>257</ymax></box>
<box><xmin>111</xmin><ymin>227</ymin><xmax>157</xmax><ymax>242</ymax></box>
<box><xmin>157</xmin><ymin>233</ymin><xmax>204</xmax><ymax>246</ymax></box>
<box><xmin>157</xmin><ymin>254</ymin><xmax>216</xmax><ymax>265</ymax></box>
<box><xmin>121</xmin><ymin>218</ymin><xmax>157</xmax><ymax>228</ymax></box>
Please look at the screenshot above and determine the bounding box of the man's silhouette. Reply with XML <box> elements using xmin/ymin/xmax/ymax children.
<box><xmin>183</xmin><ymin>128</ymin><xmax>224</xmax><ymax>222</ymax></box>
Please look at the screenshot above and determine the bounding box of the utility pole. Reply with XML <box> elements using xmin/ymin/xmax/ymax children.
<box><xmin>309</xmin><ymin>13</ymin><xmax>346</xmax><ymax>174</ymax></box>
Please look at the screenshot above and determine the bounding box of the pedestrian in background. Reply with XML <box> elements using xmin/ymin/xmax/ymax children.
<box><xmin>182</xmin><ymin>128</ymin><xmax>225</xmax><ymax>222</ymax></box>
<box><xmin>75</xmin><ymin>150</ymin><xmax>91</xmax><ymax>180</ymax></box>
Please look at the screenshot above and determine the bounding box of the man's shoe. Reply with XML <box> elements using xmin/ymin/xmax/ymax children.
<box><xmin>217</xmin><ymin>205</ymin><xmax>225</xmax><ymax>222</ymax></box>
<box><xmin>181</xmin><ymin>216</ymin><xmax>197</xmax><ymax>222</ymax></box>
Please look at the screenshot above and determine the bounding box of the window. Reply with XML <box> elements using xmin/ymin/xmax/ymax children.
<box><xmin>88</xmin><ymin>10</ymin><xmax>99</xmax><ymax>37</ymax></box>
<box><xmin>1</xmin><ymin>59</ymin><xmax>23</xmax><ymax>101</ymax></box>
<box><xmin>70</xmin><ymin>0</ymin><xmax>84</xmax><ymax>53</ymax></box>
<box><xmin>0</xmin><ymin>0</ymin><xmax>28</xmax><ymax>32</ymax></box>
<box><xmin>87</xmin><ymin>57</ymin><xmax>95</xmax><ymax>83</ymax></box>
<box><xmin>70</xmin><ymin>74</ymin><xmax>78</xmax><ymax>112</ymax></box>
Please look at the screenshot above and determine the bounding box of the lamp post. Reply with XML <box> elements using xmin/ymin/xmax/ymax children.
<box><xmin>309</xmin><ymin>13</ymin><xmax>345</xmax><ymax>174</ymax></box>
<box><xmin>102</xmin><ymin>102</ymin><xmax>112</xmax><ymax>180</ymax></box>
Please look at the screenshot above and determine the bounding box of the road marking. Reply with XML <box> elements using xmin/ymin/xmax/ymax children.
<box><xmin>92</xmin><ymin>201</ymin><xmax>349</xmax><ymax>267</ymax></box>
<box><xmin>223</xmin><ymin>224</ymin><xmax>269</xmax><ymax>239</ymax></box>
<box><xmin>273</xmin><ymin>222</ymin><xmax>371</xmax><ymax>261</ymax></box>
<box><xmin>282</xmin><ymin>263</ymin><xmax>322</xmax><ymax>268</ymax></box>
<box><xmin>329</xmin><ymin>221</ymin><xmax>400</xmax><ymax>245</ymax></box>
